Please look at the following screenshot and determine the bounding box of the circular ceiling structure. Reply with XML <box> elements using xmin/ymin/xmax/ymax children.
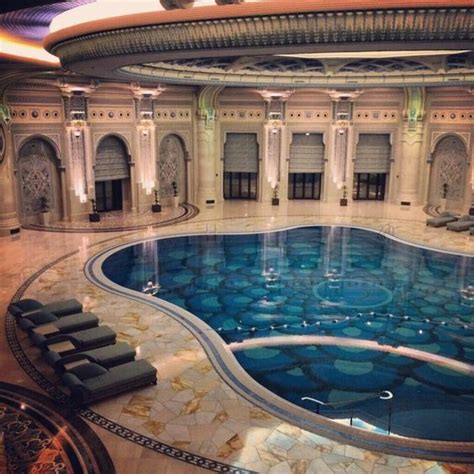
<box><xmin>43</xmin><ymin>0</ymin><xmax>474</xmax><ymax>88</ymax></box>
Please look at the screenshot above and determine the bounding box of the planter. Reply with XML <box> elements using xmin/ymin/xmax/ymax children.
<box><xmin>172</xmin><ymin>196</ymin><xmax>180</xmax><ymax>208</ymax></box>
<box><xmin>152</xmin><ymin>204</ymin><xmax>162</xmax><ymax>213</ymax></box>
<box><xmin>39</xmin><ymin>211</ymin><xmax>51</xmax><ymax>226</ymax></box>
<box><xmin>89</xmin><ymin>213</ymin><xmax>100</xmax><ymax>222</ymax></box>
<box><xmin>340</xmin><ymin>198</ymin><xmax>348</xmax><ymax>207</ymax></box>
<box><xmin>272</xmin><ymin>198</ymin><xmax>280</xmax><ymax>206</ymax></box>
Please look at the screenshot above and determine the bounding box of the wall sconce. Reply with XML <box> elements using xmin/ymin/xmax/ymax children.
<box><xmin>337</xmin><ymin>128</ymin><xmax>345</xmax><ymax>135</ymax></box>
<box><xmin>272</xmin><ymin>128</ymin><xmax>278</xmax><ymax>135</ymax></box>
<box><xmin>142</xmin><ymin>130</ymin><xmax>149</xmax><ymax>137</ymax></box>
<box><xmin>74</xmin><ymin>129</ymin><xmax>81</xmax><ymax>138</ymax></box>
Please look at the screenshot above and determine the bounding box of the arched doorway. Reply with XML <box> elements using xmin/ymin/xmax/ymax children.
<box><xmin>95</xmin><ymin>136</ymin><xmax>130</xmax><ymax>212</ymax></box>
<box><xmin>158</xmin><ymin>134</ymin><xmax>187</xmax><ymax>205</ymax></box>
<box><xmin>16</xmin><ymin>137</ymin><xmax>62</xmax><ymax>224</ymax></box>
<box><xmin>429</xmin><ymin>135</ymin><xmax>468</xmax><ymax>211</ymax></box>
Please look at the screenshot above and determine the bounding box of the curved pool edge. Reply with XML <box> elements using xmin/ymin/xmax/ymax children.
<box><xmin>85</xmin><ymin>224</ymin><xmax>474</xmax><ymax>463</ymax></box>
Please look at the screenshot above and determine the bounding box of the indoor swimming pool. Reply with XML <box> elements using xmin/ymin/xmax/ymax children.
<box><xmin>100</xmin><ymin>226</ymin><xmax>474</xmax><ymax>442</ymax></box>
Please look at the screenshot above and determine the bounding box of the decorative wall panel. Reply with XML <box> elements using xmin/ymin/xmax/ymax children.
<box><xmin>159</xmin><ymin>134</ymin><xmax>185</xmax><ymax>200</ymax></box>
<box><xmin>434</xmin><ymin>136</ymin><xmax>468</xmax><ymax>200</ymax></box>
<box><xmin>17</xmin><ymin>139</ymin><xmax>56</xmax><ymax>215</ymax></box>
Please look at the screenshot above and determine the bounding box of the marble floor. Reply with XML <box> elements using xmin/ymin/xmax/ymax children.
<box><xmin>1</xmin><ymin>201</ymin><xmax>473</xmax><ymax>474</ymax></box>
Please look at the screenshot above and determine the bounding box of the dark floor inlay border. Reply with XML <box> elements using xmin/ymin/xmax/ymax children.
<box><xmin>21</xmin><ymin>203</ymin><xmax>199</xmax><ymax>233</ymax></box>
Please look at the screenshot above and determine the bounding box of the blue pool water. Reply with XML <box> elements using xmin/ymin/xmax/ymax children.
<box><xmin>102</xmin><ymin>226</ymin><xmax>474</xmax><ymax>441</ymax></box>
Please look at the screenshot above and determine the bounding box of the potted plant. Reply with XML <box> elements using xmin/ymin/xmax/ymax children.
<box><xmin>272</xmin><ymin>184</ymin><xmax>280</xmax><ymax>206</ymax></box>
<box><xmin>440</xmin><ymin>183</ymin><xmax>448</xmax><ymax>211</ymax></box>
<box><xmin>38</xmin><ymin>196</ymin><xmax>51</xmax><ymax>226</ymax></box>
<box><xmin>89</xmin><ymin>198</ymin><xmax>100</xmax><ymax>222</ymax></box>
<box><xmin>340</xmin><ymin>185</ymin><xmax>348</xmax><ymax>207</ymax></box>
<box><xmin>171</xmin><ymin>181</ymin><xmax>179</xmax><ymax>208</ymax></box>
<box><xmin>152</xmin><ymin>189</ymin><xmax>161</xmax><ymax>213</ymax></box>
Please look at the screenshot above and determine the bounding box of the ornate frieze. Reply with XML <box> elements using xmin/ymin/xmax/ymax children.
<box><xmin>88</xmin><ymin>108</ymin><xmax>134</xmax><ymax>122</ymax></box>
<box><xmin>353</xmin><ymin>110</ymin><xmax>399</xmax><ymax>122</ymax></box>
<box><xmin>10</xmin><ymin>107</ymin><xmax>62</xmax><ymax>123</ymax></box>
<box><xmin>154</xmin><ymin>108</ymin><xmax>191</xmax><ymax>121</ymax></box>
<box><xmin>287</xmin><ymin>110</ymin><xmax>330</xmax><ymax>122</ymax></box>
<box><xmin>220</xmin><ymin>109</ymin><xmax>263</xmax><ymax>121</ymax></box>
<box><xmin>430</xmin><ymin>110</ymin><xmax>474</xmax><ymax>123</ymax></box>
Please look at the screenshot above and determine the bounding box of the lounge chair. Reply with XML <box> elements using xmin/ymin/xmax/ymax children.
<box><xmin>33</xmin><ymin>326</ymin><xmax>116</xmax><ymax>354</ymax></box>
<box><xmin>426</xmin><ymin>211</ymin><xmax>458</xmax><ymax>227</ymax></box>
<box><xmin>45</xmin><ymin>341</ymin><xmax>136</xmax><ymax>372</ymax></box>
<box><xmin>19</xmin><ymin>311</ymin><xmax>98</xmax><ymax>335</ymax></box>
<box><xmin>446</xmin><ymin>215</ymin><xmax>474</xmax><ymax>232</ymax></box>
<box><xmin>8</xmin><ymin>298</ymin><xmax>83</xmax><ymax>319</ymax></box>
<box><xmin>61</xmin><ymin>359</ymin><xmax>157</xmax><ymax>405</ymax></box>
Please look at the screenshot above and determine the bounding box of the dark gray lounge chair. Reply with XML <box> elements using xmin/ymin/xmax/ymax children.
<box><xmin>426</xmin><ymin>211</ymin><xmax>458</xmax><ymax>227</ymax></box>
<box><xmin>19</xmin><ymin>311</ymin><xmax>98</xmax><ymax>335</ymax></box>
<box><xmin>33</xmin><ymin>326</ymin><xmax>116</xmax><ymax>354</ymax></box>
<box><xmin>8</xmin><ymin>298</ymin><xmax>82</xmax><ymax>319</ymax></box>
<box><xmin>45</xmin><ymin>342</ymin><xmax>136</xmax><ymax>372</ymax></box>
<box><xmin>447</xmin><ymin>215</ymin><xmax>474</xmax><ymax>232</ymax></box>
<box><xmin>61</xmin><ymin>359</ymin><xmax>157</xmax><ymax>405</ymax></box>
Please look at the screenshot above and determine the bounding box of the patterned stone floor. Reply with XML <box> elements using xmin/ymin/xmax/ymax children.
<box><xmin>22</xmin><ymin>204</ymin><xmax>198</xmax><ymax>233</ymax></box>
<box><xmin>0</xmin><ymin>381</ymin><xmax>114</xmax><ymax>473</ymax></box>
<box><xmin>1</xmin><ymin>200</ymin><xmax>474</xmax><ymax>474</ymax></box>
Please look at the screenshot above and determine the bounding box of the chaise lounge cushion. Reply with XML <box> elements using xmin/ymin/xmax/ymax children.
<box><xmin>45</xmin><ymin>342</ymin><xmax>136</xmax><ymax>371</ymax></box>
<box><xmin>19</xmin><ymin>311</ymin><xmax>98</xmax><ymax>334</ymax></box>
<box><xmin>447</xmin><ymin>215</ymin><xmax>474</xmax><ymax>232</ymax></box>
<box><xmin>8</xmin><ymin>298</ymin><xmax>83</xmax><ymax>319</ymax></box>
<box><xmin>34</xmin><ymin>325</ymin><xmax>116</xmax><ymax>353</ymax></box>
<box><xmin>61</xmin><ymin>359</ymin><xmax>157</xmax><ymax>405</ymax></box>
<box><xmin>426</xmin><ymin>211</ymin><xmax>458</xmax><ymax>228</ymax></box>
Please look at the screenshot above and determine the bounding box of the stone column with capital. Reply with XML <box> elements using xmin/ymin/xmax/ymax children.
<box><xmin>61</xmin><ymin>88</ymin><xmax>94</xmax><ymax>219</ymax></box>
<box><xmin>257</xmin><ymin>89</ymin><xmax>294</xmax><ymax>203</ymax></box>
<box><xmin>0</xmin><ymin>104</ymin><xmax>21</xmax><ymax>235</ymax></box>
<box><xmin>196</xmin><ymin>86</ymin><xmax>223</xmax><ymax>206</ymax></box>
<box><xmin>398</xmin><ymin>87</ymin><xmax>425</xmax><ymax>206</ymax></box>
<box><xmin>132</xmin><ymin>85</ymin><xmax>164</xmax><ymax>210</ymax></box>
<box><xmin>325</xmin><ymin>90</ymin><xmax>363</xmax><ymax>203</ymax></box>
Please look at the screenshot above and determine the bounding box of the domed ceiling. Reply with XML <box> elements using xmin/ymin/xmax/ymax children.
<box><xmin>1</xmin><ymin>0</ymin><xmax>473</xmax><ymax>88</ymax></box>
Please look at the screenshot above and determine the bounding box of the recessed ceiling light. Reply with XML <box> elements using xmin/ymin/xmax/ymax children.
<box><xmin>278</xmin><ymin>50</ymin><xmax>471</xmax><ymax>60</ymax></box>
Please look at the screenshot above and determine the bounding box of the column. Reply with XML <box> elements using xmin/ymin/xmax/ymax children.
<box><xmin>132</xmin><ymin>85</ymin><xmax>164</xmax><ymax>210</ymax></box>
<box><xmin>398</xmin><ymin>87</ymin><xmax>425</xmax><ymax>205</ymax></box>
<box><xmin>197</xmin><ymin>86</ymin><xmax>224</xmax><ymax>206</ymax></box>
<box><xmin>326</xmin><ymin>90</ymin><xmax>363</xmax><ymax>203</ymax></box>
<box><xmin>257</xmin><ymin>89</ymin><xmax>294</xmax><ymax>203</ymax></box>
<box><xmin>0</xmin><ymin>105</ymin><xmax>21</xmax><ymax>235</ymax></box>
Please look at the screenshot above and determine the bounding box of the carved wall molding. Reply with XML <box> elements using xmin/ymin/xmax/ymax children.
<box><xmin>353</xmin><ymin>109</ymin><xmax>399</xmax><ymax>122</ymax></box>
<box><xmin>287</xmin><ymin>110</ymin><xmax>330</xmax><ymax>122</ymax></box>
<box><xmin>154</xmin><ymin>108</ymin><xmax>191</xmax><ymax>121</ymax></box>
<box><xmin>10</xmin><ymin>107</ymin><xmax>62</xmax><ymax>123</ymax></box>
<box><xmin>93</xmin><ymin>131</ymin><xmax>132</xmax><ymax>154</ymax></box>
<box><xmin>430</xmin><ymin>131</ymin><xmax>471</xmax><ymax>158</ymax></box>
<box><xmin>220</xmin><ymin>109</ymin><xmax>263</xmax><ymax>122</ymax></box>
<box><xmin>156</xmin><ymin>128</ymin><xmax>192</xmax><ymax>158</ymax></box>
<box><xmin>13</xmin><ymin>133</ymin><xmax>62</xmax><ymax>157</ymax></box>
<box><xmin>431</xmin><ymin>110</ymin><xmax>474</xmax><ymax>123</ymax></box>
<box><xmin>89</xmin><ymin>108</ymin><xmax>133</xmax><ymax>122</ymax></box>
